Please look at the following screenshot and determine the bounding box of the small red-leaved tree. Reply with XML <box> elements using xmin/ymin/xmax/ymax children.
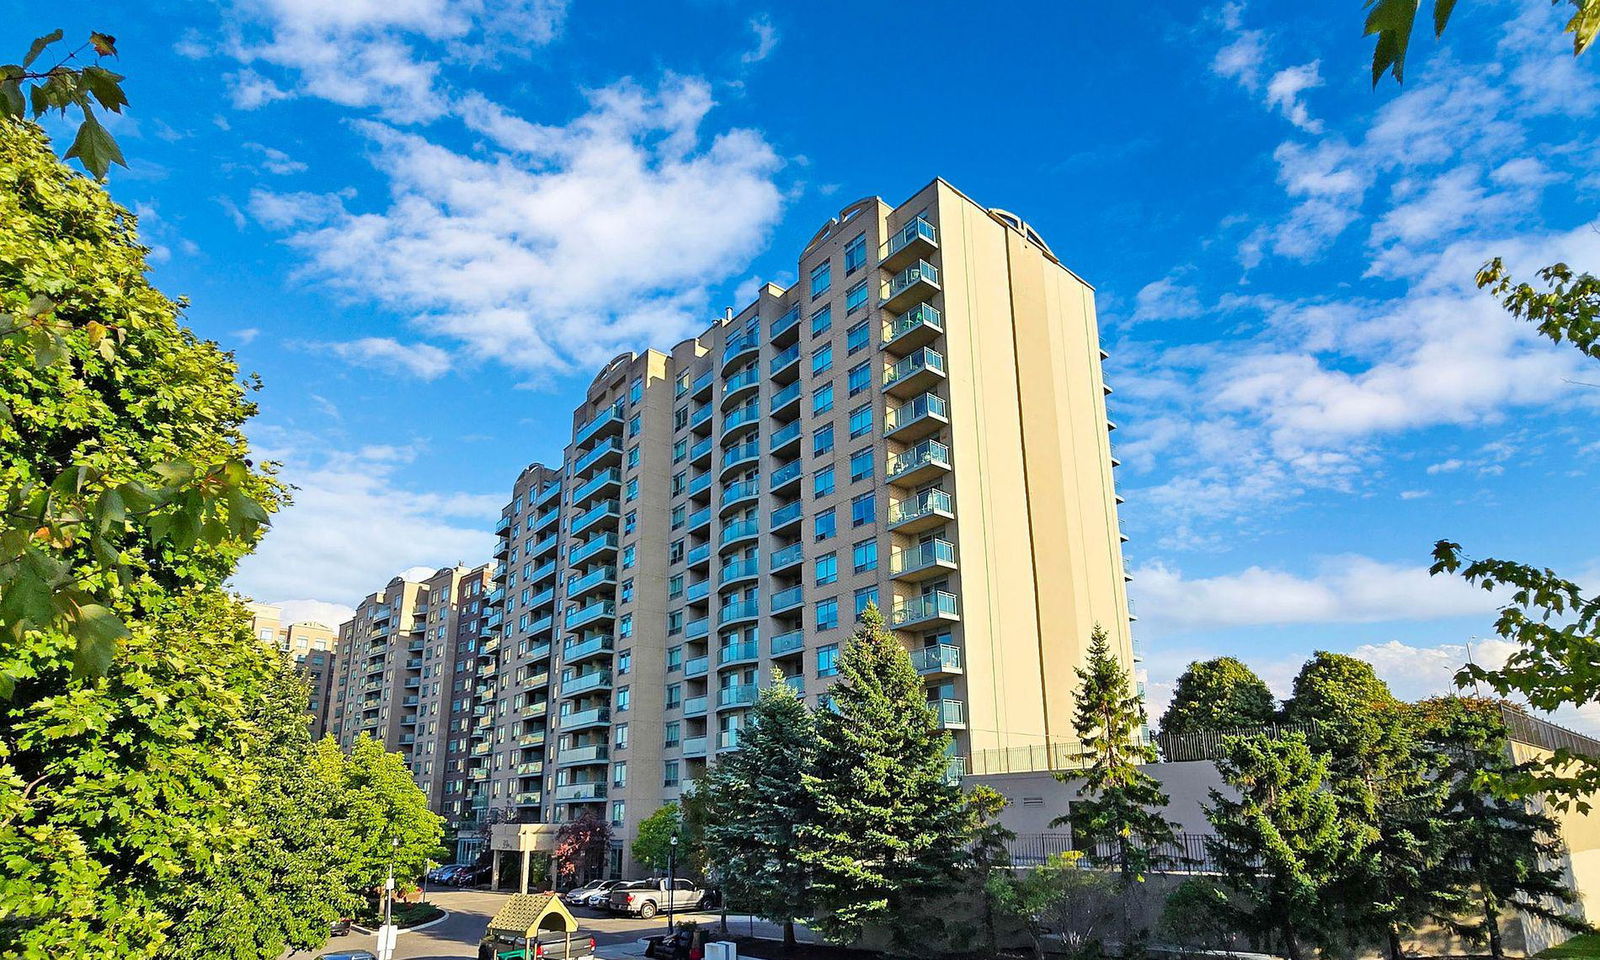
<box><xmin>554</xmin><ymin>813</ymin><xmax>613</xmax><ymax>883</ymax></box>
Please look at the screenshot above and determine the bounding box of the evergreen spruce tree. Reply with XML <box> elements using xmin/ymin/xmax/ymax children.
<box><xmin>1204</xmin><ymin>733</ymin><xmax>1363</xmax><ymax>960</ymax></box>
<box><xmin>701</xmin><ymin>672</ymin><xmax>816</xmax><ymax>947</ymax></box>
<box><xmin>1158</xmin><ymin>657</ymin><xmax>1278</xmax><ymax>736</ymax></box>
<box><xmin>1422</xmin><ymin>698</ymin><xmax>1584</xmax><ymax>960</ymax></box>
<box><xmin>1055</xmin><ymin>625</ymin><xmax>1180</xmax><ymax>885</ymax></box>
<box><xmin>799</xmin><ymin>604</ymin><xmax>971</xmax><ymax>945</ymax></box>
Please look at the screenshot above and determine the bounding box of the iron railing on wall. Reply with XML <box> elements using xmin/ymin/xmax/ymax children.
<box><xmin>1004</xmin><ymin>832</ymin><xmax>1255</xmax><ymax>875</ymax></box>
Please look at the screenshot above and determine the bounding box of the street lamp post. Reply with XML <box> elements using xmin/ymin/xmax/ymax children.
<box><xmin>667</xmin><ymin>834</ymin><xmax>679</xmax><ymax>932</ymax></box>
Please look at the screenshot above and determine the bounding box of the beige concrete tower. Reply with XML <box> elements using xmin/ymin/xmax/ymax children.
<box><xmin>245</xmin><ymin>601</ymin><xmax>338</xmax><ymax>737</ymax></box>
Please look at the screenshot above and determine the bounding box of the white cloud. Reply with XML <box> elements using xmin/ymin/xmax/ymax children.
<box><xmin>244</xmin><ymin>141</ymin><xmax>308</xmax><ymax>175</ymax></box>
<box><xmin>1129</xmin><ymin>272</ymin><xmax>1204</xmax><ymax>325</ymax></box>
<box><xmin>270</xmin><ymin>598</ymin><xmax>356</xmax><ymax>628</ymax></box>
<box><xmin>1210</xmin><ymin>3</ymin><xmax>1265</xmax><ymax>90</ymax></box>
<box><xmin>1399</xmin><ymin>489</ymin><xmax>1430</xmax><ymax>499</ymax></box>
<box><xmin>231</xmin><ymin>443</ymin><xmax>500</xmax><ymax>605</ymax></box>
<box><xmin>1264</xmin><ymin>61</ymin><xmax>1324</xmax><ymax>133</ymax></box>
<box><xmin>234</xmin><ymin>327</ymin><xmax>261</xmax><ymax>345</ymax></box>
<box><xmin>322</xmin><ymin>337</ymin><xmax>454</xmax><ymax>379</ymax></box>
<box><xmin>741</xmin><ymin>16</ymin><xmax>780</xmax><ymax>65</ymax></box>
<box><xmin>1427</xmin><ymin>458</ymin><xmax>1464</xmax><ymax>474</ymax></box>
<box><xmin>1130</xmin><ymin>554</ymin><xmax>1504</xmax><ymax>635</ymax></box>
<box><xmin>256</xmin><ymin>77</ymin><xmax>784</xmax><ymax>374</ymax></box>
<box><xmin>218</xmin><ymin>0</ymin><xmax>567</xmax><ymax>121</ymax></box>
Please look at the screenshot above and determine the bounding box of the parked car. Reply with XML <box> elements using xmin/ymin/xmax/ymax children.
<box><xmin>316</xmin><ymin>953</ymin><xmax>377</xmax><ymax>960</ymax></box>
<box><xmin>453</xmin><ymin>864</ymin><xmax>491</xmax><ymax>887</ymax></box>
<box><xmin>429</xmin><ymin>863</ymin><xmax>470</xmax><ymax>883</ymax></box>
<box><xmin>563</xmin><ymin>879</ymin><xmax>620</xmax><ymax>907</ymax></box>
<box><xmin>606</xmin><ymin>878</ymin><xmax>704</xmax><ymax>919</ymax></box>
<box><xmin>477</xmin><ymin>932</ymin><xmax>596</xmax><ymax>960</ymax></box>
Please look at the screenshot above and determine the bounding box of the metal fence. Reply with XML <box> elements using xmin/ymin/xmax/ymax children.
<box><xmin>1498</xmin><ymin>704</ymin><xmax>1600</xmax><ymax>759</ymax></box>
<box><xmin>1003</xmin><ymin>832</ymin><xmax>1251</xmax><ymax>875</ymax></box>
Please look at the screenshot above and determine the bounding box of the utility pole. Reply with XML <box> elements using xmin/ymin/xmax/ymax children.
<box><xmin>667</xmin><ymin>834</ymin><xmax>679</xmax><ymax>932</ymax></box>
<box><xmin>377</xmin><ymin>837</ymin><xmax>400</xmax><ymax>960</ymax></box>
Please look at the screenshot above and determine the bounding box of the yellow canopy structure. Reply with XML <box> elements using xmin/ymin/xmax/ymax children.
<box><xmin>486</xmin><ymin>892</ymin><xmax>579</xmax><ymax>939</ymax></box>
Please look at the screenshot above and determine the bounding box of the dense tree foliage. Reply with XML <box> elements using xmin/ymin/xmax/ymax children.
<box><xmin>701</xmin><ymin>675</ymin><xmax>817</xmax><ymax>946</ymax></box>
<box><xmin>1055</xmin><ymin>625</ymin><xmax>1179</xmax><ymax>886</ymax></box>
<box><xmin>554</xmin><ymin>813</ymin><xmax>612</xmax><ymax>884</ymax></box>
<box><xmin>632</xmin><ymin>802</ymin><xmax>682</xmax><ymax>874</ymax></box>
<box><xmin>1362</xmin><ymin>0</ymin><xmax>1596</xmax><ymax>85</ymax></box>
<box><xmin>1158</xmin><ymin>656</ymin><xmax>1277</xmax><ymax>736</ymax></box>
<box><xmin>799</xmin><ymin>604</ymin><xmax>972</xmax><ymax>945</ymax></box>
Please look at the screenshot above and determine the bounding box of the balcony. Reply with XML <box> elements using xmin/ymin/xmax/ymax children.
<box><xmin>888</xmin><ymin>488</ymin><xmax>955</xmax><ymax>534</ymax></box>
<box><xmin>770</xmin><ymin>543</ymin><xmax>803</xmax><ymax>572</ymax></box>
<box><xmin>533</xmin><ymin>505</ymin><xmax>560</xmax><ymax>532</ymax></box>
<box><xmin>572</xmin><ymin>467</ymin><xmax>622</xmax><ymax>508</ymax></box>
<box><xmin>564</xmin><ymin>600</ymin><xmax>616</xmax><ymax>630</ymax></box>
<box><xmin>574</xmin><ymin>401</ymin><xmax>624</xmax><ymax>448</ymax></box>
<box><xmin>529</xmin><ymin>641</ymin><xmax>552</xmax><ymax>661</ymax></box>
<box><xmin>573</xmin><ymin>436</ymin><xmax>622</xmax><ymax>475</ymax></box>
<box><xmin>571</xmin><ymin>499</ymin><xmax>620</xmax><ymax>538</ymax></box>
<box><xmin>529</xmin><ymin>615</ymin><xmax>554</xmax><ymax>636</ymax></box>
<box><xmin>910</xmin><ymin>643</ymin><xmax>965</xmax><ymax>678</ymax></box>
<box><xmin>891</xmin><ymin>591</ymin><xmax>961</xmax><ymax>630</ymax></box>
<box><xmin>721</xmin><ymin>555</ymin><xmax>759</xmax><ymax>585</ymax></box>
<box><xmin>770</xmin><ymin>460</ymin><xmax>802</xmax><ymax>495</ymax></box>
<box><xmin>930</xmin><ymin>697</ymin><xmax>967</xmax><ymax>730</ymax></box>
<box><xmin>686</xmin><ymin>578</ymin><xmax>712</xmax><ymax>603</ymax></box>
<box><xmin>535</xmin><ymin>480</ymin><xmax>563</xmax><ymax>507</ymax></box>
<box><xmin>719</xmin><ymin>599</ymin><xmax>760</xmax><ymax>626</ymax></box>
<box><xmin>722</xmin><ymin>334</ymin><xmax>760</xmax><ymax>375</ymax></box>
<box><xmin>516</xmin><ymin>760</ymin><xmax>545</xmax><ymax>778</ymax></box>
<box><xmin>685</xmin><ymin>616</ymin><xmax>709</xmax><ymax>641</ymax></box>
<box><xmin>529</xmin><ymin>557</ymin><xmax>558</xmax><ymax>583</ymax></box>
<box><xmin>886</xmin><ymin>439</ymin><xmax>952</xmax><ymax>488</ymax></box>
<box><xmin>569</xmin><ymin>532</ymin><xmax>619</xmax><ymax>565</ymax></box>
<box><xmin>891</xmin><ymin>538</ymin><xmax>958</xmax><ymax>581</ymax></box>
<box><xmin>719</xmin><ymin>640</ymin><xmax>760</xmax><ymax>665</ymax></box>
<box><xmin>684</xmin><ymin>655</ymin><xmax>709</xmax><ymax>679</ymax></box>
<box><xmin>519</xmin><ymin>731</ymin><xmax>547</xmax><ymax>749</ymax></box>
<box><xmin>553</xmin><ymin>782</ymin><xmax>608</xmax><ymax>803</ymax></box>
<box><xmin>529</xmin><ymin>585</ymin><xmax>555</xmax><ymax>608</ymax></box>
<box><xmin>688</xmin><ymin>507</ymin><xmax>712</xmax><ymax>534</ymax></box>
<box><xmin>690</xmin><ymin>436</ymin><xmax>714</xmax><ymax>467</ymax></box>
<box><xmin>770</xmin><ymin>421</ymin><xmax>802</xmax><ymax>456</ymax></box>
<box><xmin>560</xmin><ymin>707</ymin><xmax>611</xmax><ymax>731</ymax></box>
<box><xmin>889</xmin><ymin>392</ymin><xmax>947</xmax><ymax>444</ymax></box>
<box><xmin>720</xmin><ymin>518</ymin><xmax>760</xmax><ymax>548</ymax></box>
<box><xmin>770</xmin><ymin>305</ymin><xmax>800</xmax><ymax>344</ymax></box>
<box><xmin>561</xmin><ymin>670</ymin><xmax>613</xmax><ymax>697</ymax></box>
<box><xmin>690</xmin><ymin>403</ymin><xmax>714</xmax><ymax>432</ymax></box>
<box><xmin>682</xmin><ymin>735</ymin><xmax>709</xmax><ymax>757</ymax></box>
<box><xmin>771</xmin><ymin>630</ymin><xmax>805</xmax><ymax>657</ymax></box>
<box><xmin>558</xmin><ymin>743</ymin><xmax>609</xmax><ymax>766</ymax></box>
<box><xmin>882</xmin><ymin>302</ymin><xmax>943</xmax><ymax>353</ymax></box>
<box><xmin>529</xmin><ymin>531</ymin><xmax>559</xmax><ymax>559</ymax></box>
<box><xmin>882</xmin><ymin>216</ymin><xmax>938</xmax><ymax>271</ymax></box>
<box><xmin>687</xmin><ymin>543</ymin><xmax>712</xmax><ymax>568</ymax></box>
<box><xmin>724</xmin><ymin>403</ymin><xmax>761</xmax><ymax>435</ymax></box>
<box><xmin>771</xmin><ymin>586</ymin><xmax>804</xmax><ymax>614</ymax></box>
<box><xmin>683</xmin><ymin>694</ymin><xmax>709</xmax><ymax>715</ymax></box>
<box><xmin>717</xmin><ymin>729</ymin><xmax>743</xmax><ymax>751</ymax></box>
<box><xmin>770</xmin><ymin>381</ymin><xmax>801</xmax><ymax>418</ymax></box>
<box><xmin>692</xmin><ymin>368</ymin><xmax>715</xmax><ymax>400</ymax></box>
<box><xmin>884</xmin><ymin>347</ymin><xmax>947</xmax><ymax>398</ymax></box>
<box><xmin>881</xmin><ymin>259</ymin><xmax>941</xmax><ymax>313</ymax></box>
<box><xmin>770</xmin><ymin>500</ymin><xmax>803</xmax><ymax>534</ymax></box>
<box><xmin>783</xmin><ymin>674</ymin><xmax>805</xmax><ymax>697</ymax></box>
<box><xmin>720</xmin><ymin>442</ymin><xmax>761</xmax><ymax>478</ymax></box>
<box><xmin>688</xmin><ymin>471</ymin><xmax>712</xmax><ymax>498</ymax></box>
<box><xmin>563</xmin><ymin>634</ymin><xmax>614</xmax><ymax>664</ymax></box>
<box><xmin>718</xmin><ymin>684</ymin><xmax>759</xmax><ymax>710</ymax></box>
<box><xmin>566</xmin><ymin>564</ymin><xmax>617</xmax><ymax>598</ymax></box>
<box><xmin>723</xmin><ymin>366</ymin><xmax>761</xmax><ymax>408</ymax></box>
<box><xmin>494</xmin><ymin>515</ymin><xmax>512</xmax><ymax>535</ymax></box>
<box><xmin>769</xmin><ymin>344</ymin><xmax>800</xmax><ymax>382</ymax></box>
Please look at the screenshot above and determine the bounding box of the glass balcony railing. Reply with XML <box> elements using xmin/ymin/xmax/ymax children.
<box><xmin>769</xmin><ymin>344</ymin><xmax>800</xmax><ymax>376</ymax></box>
<box><xmin>930</xmin><ymin>698</ymin><xmax>966</xmax><ymax>728</ymax></box>
<box><xmin>529</xmin><ymin>557</ymin><xmax>558</xmax><ymax>581</ymax></box>
<box><xmin>719</xmin><ymin>599</ymin><xmax>760</xmax><ymax>624</ymax></box>
<box><xmin>891</xmin><ymin>591</ymin><xmax>960</xmax><ymax>627</ymax></box>
<box><xmin>560</xmin><ymin>743</ymin><xmax>609</xmax><ymax>765</ymax></box>
<box><xmin>770</xmin><ymin>381</ymin><xmax>801</xmax><ymax>414</ymax></box>
<box><xmin>721</xmin><ymin>442</ymin><xmax>761</xmax><ymax>472</ymax></box>
<box><xmin>724</xmin><ymin>366</ymin><xmax>760</xmax><ymax>398</ymax></box>
<box><xmin>571</xmin><ymin>499</ymin><xmax>620</xmax><ymax>537</ymax></box>
<box><xmin>685</xmin><ymin>616</ymin><xmax>709</xmax><ymax>640</ymax></box>
<box><xmin>885</xmin><ymin>217</ymin><xmax>937</xmax><ymax>260</ymax></box>
<box><xmin>690</xmin><ymin>404</ymin><xmax>713</xmax><ymax>429</ymax></box>
<box><xmin>883</xmin><ymin>260</ymin><xmax>940</xmax><ymax>305</ymax></box>
<box><xmin>688</xmin><ymin>471</ymin><xmax>712</xmax><ymax>496</ymax></box>
<box><xmin>559</xmin><ymin>707</ymin><xmax>611</xmax><ymax>730</ymax></box>
<box><xmin>564</xmin><ymin>600</ymin><xmax>616</xmax><ymax>630</ymax></box>
<box><xmin>683</xmin><ymin>695</ymin><xmax>709</xmax><ymax>715</ymax></box>
<box><xmin>535</xmin><ymin>480</ymin><xmax>562</xmax><ymax>506</ymax></box>
<box><xmin>563</xmin><ymin>635</ymin><xmax>614</xmax><ymax>662</ymax></box>
<box><xmin>688</xmin><ymin>507</ymin><xmax>712</xmax><ymax>531</ymax></box>
<box><xmin>889</xmin><ymin>488</ymin><xmax>954</xmax><ymax>528</ymax></box>
<box><xmin>561</xmin><ymin>670</ymin><xmax>613</xmax><ymax>696</ymax></box>
<box><xmin>690</xmin><ymin>436</ymin><xmax>714</xmax><ymax>462</ymax></box>
<box><xmin>574</xmin><ymin>401</ymin><xmax>624</xmax><ymax>447</ymax></box>
<box><xmin>529</xmin><ymin>531</ymin><xmax>559</xmax><ymax>558</ymax></box>
<box><xmin>572</xmin><ymin>436</ymin><xmax>621</xmax><ymax>475</ymax></box>
<box><xmin>566</xmin><ymin>565</ymin><xmax>617</xmax><ymax>595</ymax></box>
<box><xmin>724</xmin><ymin>403</ymin><xmax>761</xmax><ymax>431</ymax></box>
<box><xmin>572</xmin><ymin>467</ymin><xmax>621</xmax><ymax>506</ymax></box>
<box><xmin>910</xmin><ymin>643</ymin><xmax>964</xmax><ymax>675</ymax></box>
<box><xmin>771</xmin><ymin>543</ymin><xmax>803</xmax><ymax>571</ymax></box>
<box><xmin>687</xmin><ymin>543</ymin><xmax>711</xmax><ymax>566</ymax></box>
<box><xmin>720</xmin><ymin>518</ymin><xmax>760</xmax><ymax>546</ymax></box>
<box><xmin>770</xmin><ymin>500</ymin><xmax>803</xmax><ymax>530</ymax></box>
<box><xmin>890</xmin><ymin>538</ymin><xmax>957</xmax><ymax>577</ymax></box>
<box><xmin>770</xmin><ymin>305</ymin><xmax>800</xmax><ymax>340</ymax></box>
<box><xmin>718</xmin><ymin>684</ymin><xmax>759</xmax><ymax>709</ymax></box>
<box><xmin>769</xmin><ymin>460</ymin><xmax>802</xmax><ymax>492</ymax></box>
<box><xmin>724</xmin><ymin>335</ymin><xmax>759</xmax><ymax>370</ymax></box>
<box><xmin>568</xmin><ymin>533</ymin><xmax>619</xmax><ymax>565</ymax></box>
<box><xmin>770</xmin><ymin>421</ymin><xmax>801</xmax><ymax>452</ymax></box>
<box><xmin>884</xmin><ymin>347</ymin><xmax>946</xmax><ymax>392</ymax></box>
<box><xmin>684</xmin><ymin>656</ymin><xmax>709</xmax><ymax>679</ymax></box>
<box><xmin>718</xmin><ymin>728</ymin><xmax>742</xmax><ymax>751</ymax></box>
<box><xmin>553</xmin><ymin>781</ymin><xmax>607</xmax><ymax>803</ymax></box>
<box><xmin>686</xmin><ymin>578</ymin><xmax>712</xmax><ymax>602</ymax></box>
<box><xmin>771</xmin><ymin>630</ymin><xmax>805</xmax><ymax>657</ymax></box>
<box><xmin>886</xmin><ymin>439</ymin><xmax>952</xmax><ymax>483</ymax></box>
<box><xmin>682</xmin><ymin>735</ymin><xmax>709</xmax><ymax>756</ymax></box>
<box><xmin>719</xmin><ymin>640</ymin><xmax>759</xmax><ymax>664</ymax></box>
<box><xmin>771</xmin><ymin>586</ymin><xmax>803</xmax><ymax>612</ymax></box>
<box><xmin>883</xmin><ymin>302</ymin><xmax>943</xmax><ymax>347</ymax></box>
<box><xmin>721</xmin><ymin>556</ymin><xmax>760</xmax><ymax>582</ymax></box>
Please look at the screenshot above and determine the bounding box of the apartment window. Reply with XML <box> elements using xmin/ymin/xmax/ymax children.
<box><xmin>673</xmin><ymin>439</ymin><xmax>687</xmax><ymax>463</ymax></box>
<box><xmin>847</xmin><ymin>361</ymin><xmax>872</xmax><ymax>395</ymax></box>
<box><xmin>816</xmin><ymin>598</ymin><xmax>841</xmax><ymax>633</ymax></box>
<box><xmin>813</xmin><ymin>465</ymin><xmax>835</xmax><ymax>498</ymax></box>
<box><xmin>615</xmin><ymin>723</ymin><xmax>629</xmax><ymax>749</ymax></box>
<box><xmin>845</xmin><ymin>280</ymin><xmax>869</xmax><ymax>313</ymax></box>
<box><xmin>851</xmin><ymin>492</ymin><xmax>876</xmax><ymax>527</ymax></box>
<box><xmin>819</xmin><ymin>636</ymin><xmax>844</xmax><ymax>675</ymax></box>
<box><xmin>624</xmin><ymin>510</ymin><xmax>637</xmax><ymax>534</ymax></box>
<box><xmin>674</xmin><ymin>406</ymin><xmax>689</xmax><ymax>430</ymax></box>
<box><xmin>622</xmin><ymin>545</ymin><xmax>636</xmax><ymax>569</ymax></box>
<box><xmin>664</xmin><ymin>760</ymin><xmax>680</xmax><ymax>787</ymax></box>
<box><xmin>621</xmin><ymin>613</ymin><xmax>635</xmax><ymax>639</ymax></box>
<box><xmin>814</xmin><ymin>424</ymin><xmax>835</xmax><ymax>455</ymax></box>
<box><xmin>811</xmin><ymin>344</ymin><xmax>833</xmax><ymax>376</ymax></box>
<box><xmin>618</xmin><ymin>649</ymin><xmax>632</xmax><ymax>674</ymax></box>
<box><xmin>848</xmin><ymin>403</ymin><xmax>873</xmax><ymax>439</ymax></box>
<box><xmin>613</xmin><ymin>761</ymin><xmax>628</xmax><ymax>787</ymax></box>
<box><xmin>630</xmin><ymin>377</ymin><xmax>644</xmax><ymax>404</ymax></box>
<box><xmin>625</xmin><ymin>477</ymin><xmax>639</xmax><ymax>501</ymax></box>
<box><xmin>849</xmin><ymin>448</ymin><xmax>873</xmax><ymax>482</ymax></box>
<box><xmin>852</xmin><ymin>538</ymin><xmax>878</xmax><ymax>573</ymax></box>
<box><xmin>669</xmin><ymin>574</ymin><xmax>685</xmax><ymax>599</ymax></box>
<box><xmin>667</xmin><ymin>645</ymin><xmax>684</xmax><ymax>671</ymax></box>
<box><xmin>812</xmin><ymin>383</ymin><xmax>834</xmax><ymax>415</ymax></box>
<box><xmin>815</xmin><ymin>552</ymin><xmax>838</xmax><ymax>586</ymax></box>
<box><xmin>664</xmin><ymin>721</ymin><xmax>681</xmax><ymax>747</ymax></box>
<box><xmin>854</xmin><ymin>586</ymin><xmax>880</xmax><ymax>616</ymax></box>
<box><xmin>847</xmin><ymin>319</ymin><xmax>870</xmax><ymax>354</ymax></box>
<box><xmin>844</xmin><ymin>233</ymin><xmax>867</xmax><ymax>272</ymax></box>
<box><xmin>667</xmin><ymin>610</ymin><xmax>685</xmax><ymax>635</ymax></box>
<box><xmin>628</xmin><ymin>447</ymin><xmax>641</xmax><ymax>469</ymax></box>
<box><xmin>627</xmin><ymin>414</ymin><xmax>641</xmax><ymax>438</ymax></box>
<box><xmin>665</xmin><ymin>683</ymin><xmax>682</xmax><ymax>709</ymax></box>
<box><xmin>611</xmin><ymin>801</ymin><xmax>626</xmax><ymax>826</ymax></box>
<box><xmin>671</xmin><ymin>505</ymin><xmax>687</xmax><ymax>530</ymax></box>
<box><xmin>621</xmin><ymin>579</ymin><xmax>635</xmax><ymax>603</ymax></box>
<box><xmin>671</xmin><ymin>472</ymin><xmax>686</xmax><ymax>496</ymax></box>
<box><xmin>809</xmin><ymin>260</ymin><xmax>831</xmax><ymax>298</ymax></box>
<box><xmin>669</xmin><ymin>539</ymin><xmax>684</xmax><ymax>564</ymax></box>
<box><xmin>616</xmin><ymin>686</ymin><xmax>630</xmax><ymax>712</ymax></box>
<box><xmin>676</xmin><ymin>371</ymin><xmax>690</xmax><ymax>396</ymax></box>
<box><xmin>814</xmin><ymin>508</ymin><xmax>836</xmax><ymax>541</ymax></box>
<box><xmin>810</xmin><ymin>305</ymin><xmax>832</xmax><ymax>337</ymax></box>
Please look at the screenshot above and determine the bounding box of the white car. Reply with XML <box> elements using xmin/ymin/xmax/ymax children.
<box><xmin>563</xmin><ymin>879</ymin><xmax>620</xmax><ymax>908</ymax></box>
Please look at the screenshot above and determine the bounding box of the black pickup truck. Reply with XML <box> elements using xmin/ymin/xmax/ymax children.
<box><xmin>478</xmin><ymin>933</ymin><xmax>598</xmax><ymax>960</ymax></box>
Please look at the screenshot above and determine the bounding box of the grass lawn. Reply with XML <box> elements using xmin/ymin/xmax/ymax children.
<box><xmin>1539</xmin><ymin>932</ymin><xmax>1600</xmax><ymax>959</ymax></box>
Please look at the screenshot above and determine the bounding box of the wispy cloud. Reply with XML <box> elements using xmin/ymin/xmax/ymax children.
<box><xmin>321</xmin><ymin>337</ymin><xmax>454</xmax><ymax>380</ymax></box>
<box><xmin>741</xmin><ymin>15</ymin><xmax>780</xmax><ymax>64</ymax></box>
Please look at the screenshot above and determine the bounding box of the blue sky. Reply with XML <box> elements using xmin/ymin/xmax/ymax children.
<box><xmin>21</xmin><ymin>0</ymin><xmax>1599</xmax><ymax>723</ymax></box>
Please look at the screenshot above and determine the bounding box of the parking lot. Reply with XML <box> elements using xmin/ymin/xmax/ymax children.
<box><xmin>295</xmin><ymin>888</ymin><xmax>813</xmax><ymax>960</ymax></box>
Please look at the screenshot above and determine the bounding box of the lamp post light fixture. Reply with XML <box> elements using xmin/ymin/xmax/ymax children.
<box><xmin>667</xmin><ymin>834</ymin><xmax>680</xmax><ymax>932</ymax></box>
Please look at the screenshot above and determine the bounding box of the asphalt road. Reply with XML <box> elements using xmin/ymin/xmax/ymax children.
<box><xmin>293</xmin><ymin>888</ymin><xmax>814</xmax><ymax>960</ymax></box>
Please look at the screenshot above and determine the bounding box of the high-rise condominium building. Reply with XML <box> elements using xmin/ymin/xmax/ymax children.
<box><xmin>245</xmin><ymin>601</ymin><xmax>338</xmax><ymax>738</ymax></box>
<box><xmin>476</xmin><ymin>179</ymin><xmax>1133</xmax><ymax>877</ymax></box>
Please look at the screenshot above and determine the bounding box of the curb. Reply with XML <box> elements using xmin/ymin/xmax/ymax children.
<box><xmin>349</xmin><ymin>908</ymin><xmax>451</xmax><ymax>937</ymax></box>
